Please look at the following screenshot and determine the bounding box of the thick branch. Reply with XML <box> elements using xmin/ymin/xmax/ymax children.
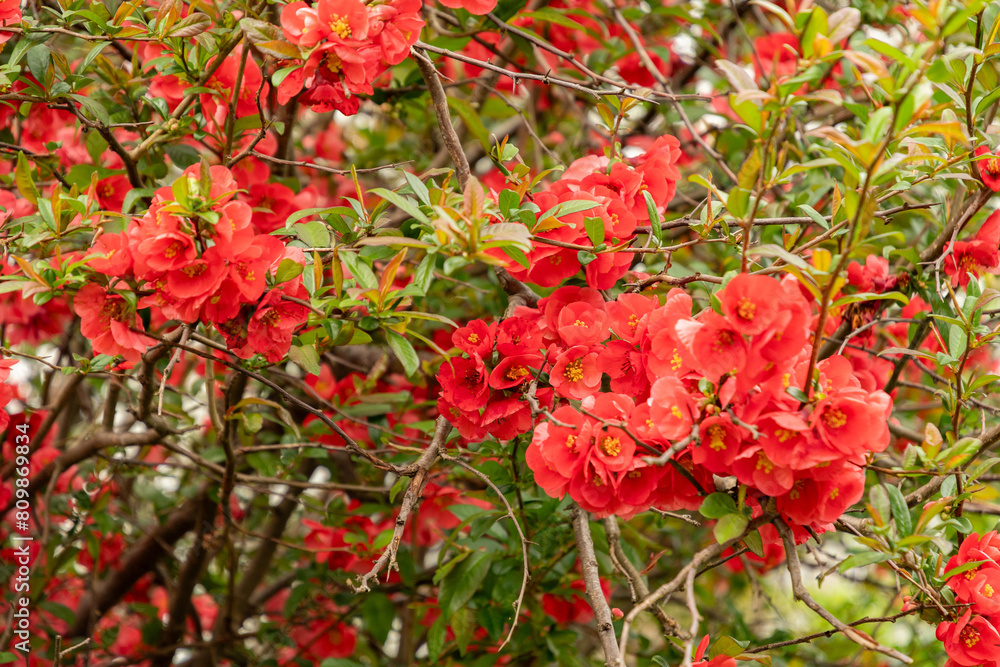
<box><xmin>413</xmin><ymin>49</ymin><xmax>471</xmax><ymax>190</ymax></box>
<box><xmin>69</xmin><ymin>490</ymin><xmax>213</xmax><ymax>638</ymax></box>
<box><xmin>571</xmin><ymin>506</ymin><xmax>620</xmax><ymax>666</ymax></box>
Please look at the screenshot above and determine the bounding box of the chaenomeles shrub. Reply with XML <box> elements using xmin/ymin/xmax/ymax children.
<box><xmin>1</xmin><ymin>0</ymin><xmax>1000</xmax><ymax>666</ymax></box>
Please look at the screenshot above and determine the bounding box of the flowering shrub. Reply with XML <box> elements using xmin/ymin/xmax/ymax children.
<box><xmin>1</xmin><ymin>1</ymin><xmax>1000</xmax><ymax>667</ymax></box>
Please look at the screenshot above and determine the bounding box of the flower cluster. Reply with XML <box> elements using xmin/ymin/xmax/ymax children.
<box><xmin>937</xmin><ymin>532</ymin><xmax>1000</xmax><ymax>666</ymax></box>
<box><xmin>441</xmin><ymin>274</ymin><xmax>895</xmax><ymax>528</ymax></box>
<box><xmin>80</xmin><ymin>165</ymin><xmax>309</xmax><ymax>365</ymax></box>
<box><xmin>501</xmin><ymin>136</ymin><xmax>682</xmax><ymax>290</ymax></box>
<box><xmin>278</xmin><ymin>0</ymin><xmax>425</xmax><ymax>115</ymax></box>
<box><xmin>437</xmin><ymin>318</ymin><xmax>554</xmax><ymax>443</ymax></box>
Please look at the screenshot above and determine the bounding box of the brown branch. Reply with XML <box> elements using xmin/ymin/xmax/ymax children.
<box><xmin>412</xmin><ymin>48</ymin><xmax>471</xmax><ymax>190</ymax></box>
<box><xmin>774</xmin><ymin>517</ymin><xmax>913</xmax><ymax>664</ymax></box>
<box><xmin>572</xmin><ymin>506</ymin><xmax>621</xmax><ymax>666</ymax></box>
<box><xmin>352</xmin><ymin>416</ymin><xmax>449</xmax><ymax>592</ymax></box>
<box><xmin>248</xmin><ymin>151</ymin><xmax>412</xmax><ymax>176</ymax></box>
<box><xmin>603</xmin><ymin>516</ymin><xmax>685</xmax><ymax>638</ymax></box>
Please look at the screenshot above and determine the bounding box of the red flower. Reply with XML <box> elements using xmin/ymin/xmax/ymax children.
<box><xmin>495</xmin><ymin>315</ymin><xmax>543</xmax><ymax>355</ymax></box>
<box><xmin>438</xmin><ymin>397</ymin><xmax>487</xmax><ymax>441</ymax></box>
<box><xmin>937</xmin><ymin>611</ymin><xmax>1000</xmax><ymax>667</ymax></box>
<box><xmin>0</xmin><ymin>0</ymin><xmax>21</xmax><ymax>44</ymax></box>
<box><xmin>847</xmin><ymin>254</ymin><xmax>897</xmax><ymax>292</ymax></box>
<box><xmin>317</xmin><ymin>0</ymin><xmax>370</xmax><ymax>43</ymax></box>
<box><xmin>944</xmin><ymin>210</ymin><xmax>1000</xmax><ymax>287</ymax></box>
<box><xmin>73</xmin><ymin>284</ymin><xmax>155</xmax><ymax>366</ymax></box>
<box><xmin>718</xmin><ymin>273</ymin><xmax>783</xmax><ymax>336</ymax></box>
<box><xmin>606</xmin><ymin>292</ymin><xmax>656</xmax><ymax>344</ymax></box>
<box><xmin>811</xmin><ymin>389</ymin><xmax>890</xmax><ymax>457</ymax></box>
<box><xmin>453</xmin><ymin>319</ymin><xmax>496</xmax><ymax>358</ymax></box>
<box><xmin>536</xmin><ymin>406</ymin><xmax>593</xmax><ymax>473</ymax></box>
<box><xmin>598</xmin><ymin>340</ymin><xmax>648</xmax><ymax>397</ymax></box>
<box><xmin>489</xmin><ymin>354</ymin><xmax>541</xmax><ymax>390</ymax></box>
<box><xmin>247</xmin><ymin>289</ymin><xmax>310</xmax><ymax>363</ymax></box>
<box><xmin>483</xmin><ymin>395</ymin><xmax>533</xmax><ymax>441</ymax></box>
<box><xmin>527</xmin><ymin>432</ymin><xmax>571</xmax><ymax>499</ymax></box>
<box><xmin>569</xmin><ymin>453</ymin><xmax>618</xmax><ymax>515</ymax></box>
<box><xmin>677</xmin><ymin>311</ymin><xmax>747</xmax><ymax>383</ymax></box>
<box><xmin>368</xmin><ymin>0</ymin><xmax>425</xmax><ymax>65</ymax></box>
<box><xmin>754</xmin><ymin>33</ymin><xmax>799</xmax><ymax>80</ymax></box>
<box><xmin>556</xmin><ymin>300</ymin><xmax>609</xmax><ymax>347</ymax></box>
<box><xmin>732</xmin><ymin>446</ymin><xmax>795</xmax><ymax>496</ymax></box>
<box><xmin>550</xmin><ymin>345</ymin><xmax>602</xmax><ymax>400</ymax></box>
<box><xmin>647</xmin><ymin>376</ymin><xmax>696</xmax><ymax>441</ymax></box>
<box><xmin>591</xmin><ymin>424</ymin><xmax>635</xmax><ymax>473</ymax></box>
<box><xmin>976</xmin><ymin>145</ymin><xmax>1000</xmax><ymax>192</ymax></box>
<box><xmin>438</xmin><ymin>353</ymin><xmax>490</xmax><ymax>411</ymax></box>
<box><xmin>165</xmin><ymin>247</ymin><xmax>229</xmax><ymax>301</ymax></box>
<box><xmin>89</xmin><ymin>231</ymin><xmax>134</xmax><ymax>277</ymax></box>
<box><xmin>692</xmin><ymin>415</ymin><xmax>744</xmax><ymax>473</ymax></box>
<box><xmin>136</xmin><ymin>232</ymin><xmax>197</xmax><ymax>272</ymax></box>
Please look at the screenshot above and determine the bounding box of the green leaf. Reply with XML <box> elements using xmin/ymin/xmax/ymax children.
<box><xmin>948</xmin><ymin>323</ymin><xmax>968</xmax><ymax>360</ymax></box>
<box><xmin>339</xmin><ymin>251</ymin><xmax>377</xmax><ymax>289</ymax></box>
<box><xmin>275</xmin><ymin>258</ymin><xmax>304</xmax><ymax>283</ymax></box>
<box><xmin>288</xmin><ymin>344</ymin><xmax>321</xmax><ymax>376</ymax></box>
<box><xmin>293</xmin><ymin>220</ymin><xmax>331</xmax><ymax>248</ymax></box>
<box><xmin>838</xmin><ymin>551</ymin><xmax>891</xmax><ymax>573</ymax></box>
<box><xmin>519</xmin><ymin>8</ymin><xmax>590</xmax><ymax>32</ymax></box>
<box><xmin>700</xmin><ymin>493</ymin><xmax>737</xmax><ymax>519</ymax></box>
<box><xmin>385</xmin><ymin>330</ymin><xmax>419</xmax><ymax>376</ymax></box>
<box><xmin>15</xmin><ymin>152</ymin><xmax>38</xmax><ymax>206</ymax></box>
<box><xmin>943</xmin><ymin>559</ymin><xmax>988</xmax><ymax>579</ymax></box>
<box><xmin>742</xmin><ymin>530</ymin><xmax>765</xmax><ymax>558</ymax></box>
<box><xmin>831</xmin><ymin>291</ymin><xmax>910</xmax><ymax>308</ymax></box>
<box><xmin>438</xmin><ymin>549</ymin><xmax>494</xmax><ymax>618</ymax></box>
<box><xmin>414</xmin><ymin>254</ymin><xmax>435</xmax><ymax>293</ymax></box>
<box><xmin>750</xmin><ymin>244</ymin><xmax>808</xmax><ymax>270</ymax></box>
<box><xmin>798</xmin><ymin>204</ymin><xmax>830</xmax><ymax>230</ymax></box>
<box><xmin>714</xmin><ymin>513</ymin><xmax>749</xmax><ymax>544</ymax></box>
<box><xmin>402</xmin><ymin>171</ymin><xmax>431</xmax><ymax>206</ymax></box>
<box><xmin>26</xmin><ymin>44</ymin><xmax>51</xmax><ymax>81</ymax></box>
<box><xmin>643</xmin><ymin>190</ymin><xmax>663</xmax><ymax>245</ymax></box>
<box><xmin>584</xmin><ymin>216</ymin><xmax>605</xmax><ymax>246</ymax></box>
<box><xmin>709</xmin><ymin>636</ymin><xmax>750</xmax><ymax>659</ymax></box>
<box><xmin>427</xmin><ymin>615</ymin><xmax>447</xmax><ymax>662</ymax></box>
<box><xmin>716</xmin><ymin>58</ymin><xmax>759</xmax><ymax>92</ymax></box>
<box><xmin>502</xmin><ymin>245</ymin><xmax>529</xmax><ymax>269</ymax></box>
<box><xmin>390</xmin><ymin>476</ymin><xmax>410</xmax><ymax>503</ymax></box>
<box><xmin>362</xmin><ymin>594</ymin><xmax>396</xmax><ymax>645</ymax></box>
<box><xmin>451</xmin><ymin>607</ymin><xmax>476</xmax><ymax>655</ymax></box>
<box><xmin>538</xmin><ymin>199</ymin><xmax>602</xmax><ymax>221</ymax></box>
<box><xmin>369</xmin><ymin>188</ymin><xmax>429</xmax><ymax>224</ymax></box>
<box><xmin>940</xmin><ymin>438</ymin><xmax>982</xmax><ymax>470</ymax></box>
<box><xmin>886</xmin><ymin>484</ymin><xmax>913</xmax><ymax>537</ymax></box>
<box><xmin>68</xmin><ymin>93</ymin><xmax>111</xmax><ymax>127</ymax></box>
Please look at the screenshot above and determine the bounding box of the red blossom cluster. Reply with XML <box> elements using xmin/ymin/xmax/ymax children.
<box><xmin>78</xmin><ymin>165</ymin><xmax>309</xmax><ymax>365</ymax></box>
<box><xmin>441</xmin><ymin>273</ymin><xmax>896</xmax><ymax>530</ymax></box>
<box><xmin>500</xmin><ymin>136</ymin><xmax>682</xmax><ymax>290</ymax></box>
<box><xmin>937</xmin><ymin>532</ymin><xmax>1000</xmax><ymax>666</ymax></box>
<box><xmin>278</xmin><ymin>0</ymin><xmax>425</xmax><ymax>115</ymax></box>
